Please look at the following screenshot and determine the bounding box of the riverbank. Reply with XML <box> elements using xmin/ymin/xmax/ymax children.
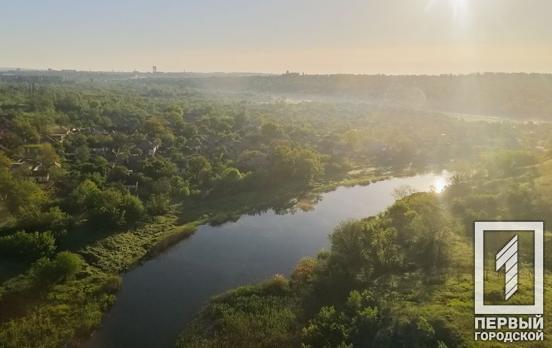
<box><xmin>175</xmin><ymin>169</ymin><xmax>552</xmax><ymax>348</ymax></box>
<box><xmin>177</xmin><ymin>169</ymin><xmax>394</xmax><ymax>226</ymax></box>
<box><xmin>83</xmin><ymin>172</ymin><xmax>448</xmax><ymax>347</ymax></box>
<box><xmin>0</xmin><ymin>215</ymin><xmax>199</xmax><ymax>347</ymax></box>
<box><xmin>0</xmin><ymin>168</ymin><xmax>439</xmax><ymax>347</ymax></box>
<box><xmin>0</xmin><ymin>169</ymin><xmax>382</xmax><ymax>347</ymax></box>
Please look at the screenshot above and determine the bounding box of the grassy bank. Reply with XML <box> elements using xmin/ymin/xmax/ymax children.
<box><xmin>175</xmin><ymin>193</ymin><xmax>552</xmax><ymax>348</ymax></box>
<box><xmin>0</xmin><ymin>215</ymin><xmax>199</xmax><ymax>348</ymax></box>
<box><xmin>0</xmin><ymin>169</ymin><xmax>398</xmax><ymax>348</ymax></box>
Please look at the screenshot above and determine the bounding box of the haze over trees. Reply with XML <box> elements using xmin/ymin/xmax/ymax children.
<box><xmin>0</xmin><ymin>73</ymin><xmax>551</xmax><ymax>347</ymax></box>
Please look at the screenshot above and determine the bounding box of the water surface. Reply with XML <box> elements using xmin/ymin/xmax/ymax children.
<box><xmin>86</xmin><ymin>172</ymin><xmax>449</xmax><ymax>348</ymax></box>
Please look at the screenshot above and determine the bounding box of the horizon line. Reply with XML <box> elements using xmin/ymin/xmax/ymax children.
<box><xmin>2</xmin><ymin>66</ymin><xmax>552</xmax><ymax>77</ymax></box>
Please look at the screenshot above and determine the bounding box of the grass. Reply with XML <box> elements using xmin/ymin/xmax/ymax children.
<box><xmin>414</xmin><ymin>231</ymin><xmax>552</xmax><ymax>348</ymax></box>
<box><xmin>0</xmin><ymin>214</ymin><xmax>199</xmax><ymax>348</ymax></box>
<box><xmin>177</xmin><ymin>276</ymin><xmax>300</xmax><ymax>348</ymax></box>
<box><xmin>0</xmin><ymin>168</ymin><xmax>411</xmax><ymax>347</ymax></box>
<box><xmin>80</xmin><ymin>215</ymin><xmax>198</xmax><ymax>273</ymax></box>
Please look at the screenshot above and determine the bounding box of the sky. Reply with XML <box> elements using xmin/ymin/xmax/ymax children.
<box><xmin>1</xmin><ymin>0</ymin><xmax>551</xmax><ymax>74</ymax></box>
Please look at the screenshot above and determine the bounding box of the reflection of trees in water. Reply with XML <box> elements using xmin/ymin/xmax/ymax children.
<box><xmin>393</xmin><ymin>185</ymin><xmax>416</xmax><ymax>200</ymax></box>
<box><xmin>286</xmin><ymin>193</ymin><xmax>323</xmax><ymax>214</ymax></box>
<box><xmin>206</xmin><ymin>191</ymin><xmax>324</xmax><ymax>226</ymax></box>
<box><xmin>252</xmin><ymin>192</ymin><xmax>322</xmax><ymax>215</ymax></box>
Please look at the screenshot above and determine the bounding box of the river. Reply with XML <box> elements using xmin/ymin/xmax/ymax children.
<box><xmin>85</xmin><ymin>172</ymin><xmax>449</xmax><ymax>348</ymax></box>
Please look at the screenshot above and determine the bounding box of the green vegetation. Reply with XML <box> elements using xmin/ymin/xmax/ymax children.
<box><xmin>1</xmin><ymin>76</ymin><xmax>551</xmax><ymax>347</ymax></box>
<box><xmin>181</xmin><ymin>276</ymin><xmax>299</xmax><ymax>348</ymax></box>
<box><xmin>32</xmin><ymin>251</ymin><xmax>84</xmax><ymax>285</ymax></box>
<box><xmin>0</xmin><ymin>231</ymin><xmax>55</xmax><ymax>262</ymax></box>
<box><xmin>178</xmin><ymin>192</ymin><xmax>457</xmax><ymax>347</ymax></box>
<box><xmin>178</xmin><ymin>150</ymin><xmax>552</xmax><ymax>347</ymax></box>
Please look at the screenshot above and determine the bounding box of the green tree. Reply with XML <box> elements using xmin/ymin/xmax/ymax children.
<box><xmin>32</xmin><ymin>251</ymin><xmax>84</xmax><ymax>285</ymax></box>
<box><xmin>0</xmin><ymin>231</ymin><xmax>56</xmax><ymax>262</ymax></box>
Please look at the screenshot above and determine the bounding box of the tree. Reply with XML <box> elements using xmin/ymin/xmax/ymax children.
<box><xmin>32</xmin><ymin>251</ymin><xmax>84</xmax><ymax>285</ymax></box>
<box><xmin>16</xmin><ymin>206</ymin><xmax>70</xmax><ymax>234</ymax></box>
<box><xmin>214</xmin><ymin>167</ymin><xmax>244</xmax><ymax>194</ymax></box>
<box><xmin>269</xmin><ymin>145</ymin><xmax>323</xmax><ymax>184</ymax></box>
<box><xmin>71</xmin><ymin>179</ymin><xmax>101</xmax><ymax>207</ymax></box>
<box><xmin>39</xmin><ymin>143</ymin><xmax>60</xmax><ymax>168</ymax></box>
<box><xmin>374</xmin><ymin>315</ymin><xmax>438</xmax><ymax>348</ymax></box>
<box><xmin>187</xmin><ymin>155</ymin><xmax>212</xmax><ymax>187</ymax></box>
<box><xmin>170</xmin><ymin>176</ymin><xmax>190</xmax><ymax>199</ymax></box>
<box><xmin>302</xmin><ymin>306</ymin><xmax>351</xmax><ymax>348</ymax></box>
<box><xmin>0</xmin><ymin>231</ymin><xmax>56</xmax><ymax>262</ymax></box>
<box><xmin>71</xmin><ymin>180</ymin><xmax>144</xmax><ymax>228</ymax></box>
<box><xmin>0</xmin><ymin>174</ymin><xmax>48</xmax><ymax>217</ymax></box>
<box><xmin>146</xmin><ymin>194</ymin><xmax>171</xmax><ymax>215</ymax></box>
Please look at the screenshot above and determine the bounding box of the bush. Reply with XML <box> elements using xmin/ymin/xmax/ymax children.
<box><xmin>302</xmin><ymin>290</ymin><xmax>379</xmax><ymax>348</ymax></box>
<box><xmin>32</xmin><ymin>251</ymin><xmax>84</xmax><ymax>285</ymax></box>
<box><xmin>16</xmin><ymin>207</ymin><xmax>71</xmax><ymax>234</ymax></box>
<box><xmin>177</xmin><ymin>284</ymin><xmax>298</xmax><ymax>348</ymax></box>
<box><xmin>146</xmin><ymin>194</ymin><xmax>171</xmax><ymax>215</ymax></box>
<box><xmin>72</xmin><ymin>180</ymin><xmax>145</xmax><ymax>228</ymax></box>
<box><xmin>291</xmin><ymin>257</ymin><xmax>318</xmax><ymax>286</ymax></box>
<box><xmin>102</xmin><ymin>275</ymin><xmax>123</xmax><ymax>294</ymax></box>
<box><xmin>302</xmin><ymin>306</ymin><xmax>351</xmax><ymax>348</ymax></box>
<box><xmin>0</xmin><ymin>231</ymin><xmax>56</xmax><ymax>262</ymax></box>
<box><xmin>374</xmin><ymin>315</ymin><xmax>438</xmax><ymax>347</ymax></box>
<box><xmin>262</xmin><ymin>274</ymin><xmax>290</xmax><ymax>294</ymax></box>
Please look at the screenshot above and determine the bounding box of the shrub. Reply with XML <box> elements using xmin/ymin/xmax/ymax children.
<box><xmin>0</xmin><ymin>231</ymin><xmax>56</xmax><ymax>262</ymax></box>
<box><xmin>102</xmin><ymin>275</ymin><xmax>123</xmax><ymax>294</ymax></box>
<box><xmin>146</xmin><ymin>194</ymin><xmax>171</xmax><ymax>215</ymax></box>
<box><xmin>262</xmin><ymin>274</ymin><xmax>290</xmax><ymax>294</ymax></box>
<box><xmin>72</xmin><ymin>180</ymin><xmax>145</xmax><ymax>228</ymax></box>
<box><xmin>16</xmin><ymin>206</ymin><xmax>71</xmax><ymax>234</ymax></box>
<box><xmin>32</xmin><ymin>251</ymin><xmax>84</xmax><ymax>285</ymax></box>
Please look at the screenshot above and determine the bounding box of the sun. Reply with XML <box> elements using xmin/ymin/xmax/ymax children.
<box><xmin>450</xmin><ymin>0</ymin><xmax>468</xmax><ymax>20</ymax></box>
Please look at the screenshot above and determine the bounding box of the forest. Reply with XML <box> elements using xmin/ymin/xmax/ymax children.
<box><xmin>0</xmin><ymin>74</ymin><xmax>551</xmax><ymax>347</ymax></box>
<box><xmin>156</xmin><ymin>73</ymin><xmax>552</xmax><ymax>121</ymax></box>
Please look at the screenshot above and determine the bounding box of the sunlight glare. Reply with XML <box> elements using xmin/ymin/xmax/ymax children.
<box><xmin>433</xmin><ymin>177</ymin><xmax>447</xmax><ymax>193</ymax></box>
<box><xmin>426</xmin><ymin>0</ymin><xmax>469</xmax><ymax>22</ymax></box>
<box><xmin>451</xmin><ymin>0</ymin><xmax>468</xmax><ymax>20</ymax></box>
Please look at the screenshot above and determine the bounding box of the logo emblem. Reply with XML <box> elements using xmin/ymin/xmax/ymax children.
<box><xmin>474</xmin><ymin>221</ymin><xmax>543</xmax><ymax>315</ymax></box>
<box><xmin>495</xmin><ymin>235</ymin><xmax>518</xmax><ymax>301</ymax></box>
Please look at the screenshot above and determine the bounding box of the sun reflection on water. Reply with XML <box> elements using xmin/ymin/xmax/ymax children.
<box><xmin>433</xmin><ymin>176</ymin><xmax>448</xmax><ymax>193</ymax></box>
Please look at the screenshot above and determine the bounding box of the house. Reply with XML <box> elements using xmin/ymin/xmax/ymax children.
<box><xmin>46</xmin><ymin>127</ymin><xmax>76</xmax><ymax>144</ymax></box>
<box><xmin>91</xmin><ymin>146</ymin><xmax>108</xmax><ymax>155</ymax></box>
<box><xmin>23</xmin><ymin>144</ymin><xmax>43</xmax><ymax>159</ymax></box>
<box><xmin>148</xmin><ymin>144</ymin><xmax>160</xmax><ymax>157</ymax></box>
<box><xmin>83</xmin><ymin>127</ymin><xmax>110</xmax><ymax>136</ymax></box>
<box><xmin>135</xmin><ymin>140</ymin><xmax>161</xmax><ymax>157</ymax></box>
<box><xmin>31</xmin><ymin>164</ymin><xmax>50</xmax><ymax>183</ymax></box>
<box><xmin>10</xmin><ymin>160</ymin><xmax>30</xmax><ymax>174</ymax></box>
<box><xmin>10</xmin><ymin>158</ymin><xmax>60</xmax><ymax>183</ymax></box>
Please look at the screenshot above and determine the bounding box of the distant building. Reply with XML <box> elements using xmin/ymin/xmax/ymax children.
<box><xmin>152</xmin><ymin>65</ymin><xmax>157</xmax><ymax>74</ymax></box>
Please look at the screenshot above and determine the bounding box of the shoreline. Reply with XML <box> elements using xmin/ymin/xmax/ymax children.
<box><xmin>1</xmin><ymin>168</ymin><xmax>447</xmax><ymax>347</ymax></box>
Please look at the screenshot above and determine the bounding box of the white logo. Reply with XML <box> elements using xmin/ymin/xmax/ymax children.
<box><xmin>495</xmin><ymin>235</ymin><xmax>518</xmax><ymax>301</ymax></box>
<box><xmin>474</xmin><ymin>221</ymin><xmax>543</xmax><ymax>315</ymax></box>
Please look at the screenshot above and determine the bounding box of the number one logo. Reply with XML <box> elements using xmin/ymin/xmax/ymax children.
<box><xmin>496</xmin><ymin>235</ymin><xmax>518</xmax><ymax>300</ymax></box>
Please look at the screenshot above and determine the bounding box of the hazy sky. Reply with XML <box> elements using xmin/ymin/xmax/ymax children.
<box><xmin>1</xmin><ymin>0</ymin><xmax>551</xmax><ymax>74</ymax></box>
